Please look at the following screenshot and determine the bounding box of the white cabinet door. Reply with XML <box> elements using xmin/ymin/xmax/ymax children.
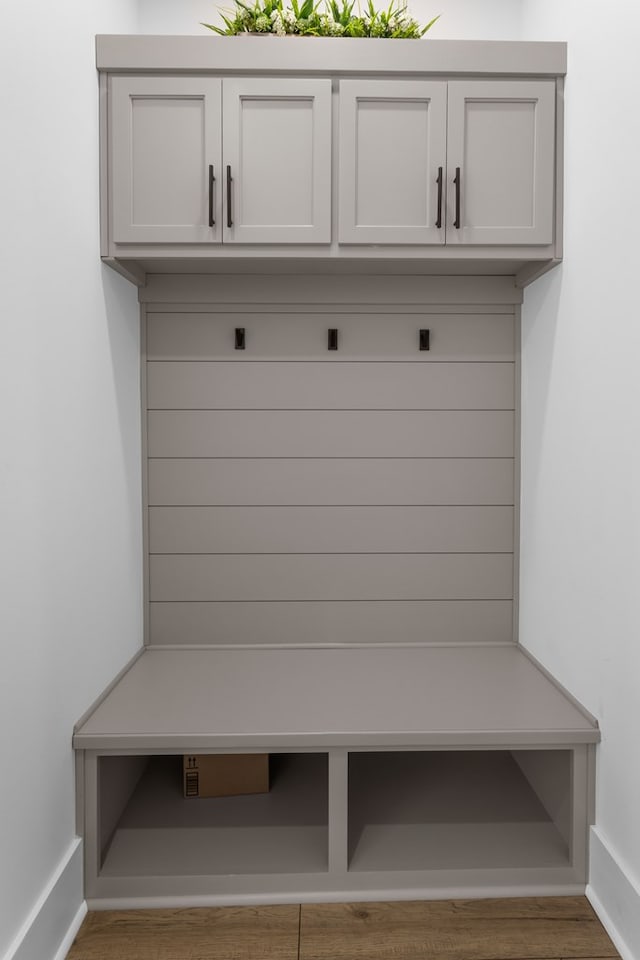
<box><xmin>110</xmin><ymin>77</ymin><xmax>222</xmax><ymax>244</ymax></box>
<box><xmin>446</xmin><ymin>80</ymin><xmax>555</xmax><ymax>245</ymax></box>
<box><xmin>338</xmin><ymin>80</ymin><xmax>447</xmax><ymax>245</ymax></box>
<box><xmin>222</xmin><ymin>78</ymin><xmax>332</xmax><ymax>244</ymax></box>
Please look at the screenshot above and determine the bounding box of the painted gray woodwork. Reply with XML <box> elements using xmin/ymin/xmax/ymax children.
<box><xmin>144</xmin><ymin>302</ymin><xmax>515</xmax><ymax>644</ymax></box>
<box><xmin>73</xmin><ymin>646</ymin><xmax>599</xmax><ymax>751</ymax></box>
<box><xmin>348</xmin><ymin>751</ymin><xmax>570</xmax><ymax>871</ymax></box>
<box><xmin>328</xmin><ymin>750</ymin><xmax>349</xmax><ymax>874</ymax></box>
<box><xmin>115</xmin><ymin>251</ymin><xmax>556</xmax><ymax>279</ymax></box>
<box><xmin>141</xmin><ymin>274</ymin><xmax>524</xmax><ymax>305</ymax></box>
<box><xmin>148</xmin><ymin>410</ymin><xmax>515</xmax><ymax>458</ymax></box>
<box><xmin>82</xmin><ymin>38</ymin><xmax>589</xmax><ymax>906</ymax></box>
<box><xmin>99</xmin><ymin>757</ymin><xmax>148</xmax><ymax>864</ymax></box>
<box><xmin>338</xmin><ymin>81</ymin><xmax>447</xmax><ymax>244</ymax></box>
<box><xmin>100</xmin><ymin>754</ymin><xmax>329</xmax><ymax>877</ymax></box>
<box><xmin>97</xmin><ymin>37</ymin><xmax>567</xmax><ymax>78</ymax></box>
<box><xmin>148</xmin><ymin>506</ymin><xmax>514</xmax><ymax>555</ymax></box>
<box><xmin>446</xmin><ymin>81</ymin><xmax>556</xmax><ymax>245</ymax></box>
<box><xmin>135</xmin><ymin>257</ymin><xmax>550</xmax><ymax>276</ymax></box>
<box><xmin>512</xmin><ymin>749</ymin><xmax>572</xmax><ymax>849</ymax></box>
<box><xmin>83</xmin><ymin>746</ymin><xmax>591</xmax><ymax>906</ymax></box>
<box><xmin>149</xmin><ymin>553</ymin><xmax>513</xmax><ymax>603</ymax></box>
<box><xmin>100</xmin><ymin>42</ymin><xmax>563</xmax><ymax>283</ymax></box>
<box><xmin>110</xmin><ymin>77</ymin><xmax>222</xmax><ymax>243</ymax></box>
<box><xmin>95</xmin><ymin>751</ymin><xmax>575</xmax><ymax>878</ymax></box>
<box><xmin>147</xmin><ymin>458</ymin><xmax>515</xmax><ymax>507</ymax></box>
<box><xmin>148</xmin><ymin>599</ymin><xmax>514</xmax><ymax>646</ymax></box>
<box><xmin>222</xmin><ymin>79</ymin><xmax>332</xmax><ymax>243</ymax></box>
<box><xmin>147</xmin><ymin>361</ymin><xmax>514</xmax><ymax>410</ymax></box>
<box><xmin>146</xmin><ymin>311</ymin><xmax>516</xmax><ymax>360</ymax></box>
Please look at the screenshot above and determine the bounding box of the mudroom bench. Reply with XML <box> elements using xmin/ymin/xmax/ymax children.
<box><xmin>74</xmin><ymin>645</ymin><xmax>598</xmax><ymax>906</ymax></box>
<box><xmin>72</xmin><ymin>34</ymin><xmax>601</xmax><ymax>910</ymax></box>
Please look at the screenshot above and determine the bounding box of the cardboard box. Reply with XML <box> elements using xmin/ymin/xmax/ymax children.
<box><xmin>183</xmin><ymin>754</ymin><xmax>269</xmax><ymax>798</ymax></box>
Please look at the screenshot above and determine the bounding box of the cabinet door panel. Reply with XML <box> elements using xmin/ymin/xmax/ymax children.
<box><xmin>110</xmin><ymin>77</ymin><xmax>222</xmax><ymax>244</ymax></box>
<box><xmin>446</xmin><ymin>80</ymin><xmax>555</xmax><ymax>245</ymax></box>
<box><xmin>223</xmin><ymin>78</ymin><xmax>332</xmax><ymax>243</ymax></box>
<box><xmin>339</xmin><ymin>81</ymin><xmax>447</xmax><ymax>245</ymax></box>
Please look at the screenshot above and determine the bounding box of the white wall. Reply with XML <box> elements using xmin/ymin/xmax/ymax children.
<box><xmin>137</xmin><ymin>0</ymin><xmax>523</xmax><ymax>38</ymax></box>
<box><xmin>7</xmin><ymin>0</ymin><xmax>639</xmax><ymax>955</ymax></box>
<box><xmin>519</xmin><ymin>1</ymin><xmax>640</xmax><ymax>954</ymax></box>
<box><xmin>0</xmin><ymin>3</ymin><xmax>142</xmax><ymax>957</ymax></box>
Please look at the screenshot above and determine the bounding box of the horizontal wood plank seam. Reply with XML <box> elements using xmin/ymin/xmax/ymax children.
<box><xmin>144</xmin><ymin>456</ymin><xmax>517</xmax><ymax>461</ymax></box>
<box><xmin>149</xmin><ymin>598</ymin><xmax>515</xmax><ymax>603</ymax></box>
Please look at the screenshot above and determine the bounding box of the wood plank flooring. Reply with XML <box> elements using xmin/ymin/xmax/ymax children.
<box><xmin>66</xmin><ymin>905</ymin><xmax>300</xmax><ymax>960</ymax></box>
<box><xmin>66</xmin><ymin>898</ymin><xmax>619</xmax><ymax>960</ymax></box>
<box><xmin>299</xmin><ymin>899</ymin><xmax>619</xmax><ymax>960</ymax></box>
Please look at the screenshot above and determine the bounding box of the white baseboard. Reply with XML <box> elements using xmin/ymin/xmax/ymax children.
<box><xmin>2</xmin><ymin>839</ymin><xmax>86</xmax><ymax>960</ymax></box>
<box><xmin>587</xmin><ymin>827</ymin><xmax>640</xmax><ymax>960</ymax></box>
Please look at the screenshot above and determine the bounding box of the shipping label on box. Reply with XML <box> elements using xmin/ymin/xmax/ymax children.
<box><xmin>183</xmin><ymin>754</ymin><xmax>269</xmax><ymax>798</ymax></box>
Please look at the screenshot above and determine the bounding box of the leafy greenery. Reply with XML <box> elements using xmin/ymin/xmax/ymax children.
<box><xmin>202</xmin><ymin>0</ymin><xmax>439</xmax><ymax>38</ymax></box>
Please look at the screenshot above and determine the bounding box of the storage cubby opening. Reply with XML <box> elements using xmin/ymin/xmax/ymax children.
<box><xmin>347</xmin><ymin>750</ymin><xmax>572</xmax><ymax>873</ymax></box>
<box><xmin>98</xmin><ymin>753</ymin><xmax>329</xmax><ymax>878</ymax></box>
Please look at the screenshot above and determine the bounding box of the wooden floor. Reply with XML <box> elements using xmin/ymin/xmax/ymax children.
<box><xmin>66</xmin><ymin>898</ymin><xmax>619</xmax><ymax>960</ymax></box>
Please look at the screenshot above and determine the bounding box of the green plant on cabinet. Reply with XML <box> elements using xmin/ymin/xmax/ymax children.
<box><xmin>203</xmin><ymin>0</ymin><xmax>439</xmax><ymax>38</ymax></box>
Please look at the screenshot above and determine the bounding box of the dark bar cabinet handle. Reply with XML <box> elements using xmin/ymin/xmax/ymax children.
<box><xmin>208</xmin><ymin>164</ymin><xmax>215</xmax><ymax>227</ymax></box>
<box><xmin>453</xmin><ymin>166</ymin><xmax>461</xmax><ymax>229</ymax></box>
<box><xmin>226</xmin><ymin>165</ymin><xmax>233</xmax><ymax>229</ymax></box>
<box><xmin>435</xmin><ymin>166</ymin><xmax>443</xmax><ymax>229</ymax></box>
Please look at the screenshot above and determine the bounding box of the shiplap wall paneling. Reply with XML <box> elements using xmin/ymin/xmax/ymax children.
<box><xmin>150</xmin><ymin>554</ymin><xmax>514</xmax><ymax>602</ymax></box>
<box><xmin>147</xmin><ymin>361</ymin><xmax>514</xmax><ymax>410</ymax></box>
<box><xmin>146</xmin><ymin>310</ymin><xmax>515</xmax><ymax>648</ymax></box>
<box><xmin>146</xmin><ymin>311</ymin><xmax>515</xmax><ymax>360</ymax></box>
<box><xmin>147</xmin><ymin>410</ymin><xmax>515</xmax><ymax>458</ymax></box>
<box><xmin>148</xmin><ymin>507</ymin><xmax>514</xmax><ymax>554</ymax></box>
<box><xmin>148</xmin><ymin>458</ymin><xmax>514</xmax><ymax>507</ymax></box>
<box><xmin>149</xmin><ymin>601</ymin><xmax>514</xmax><ymax>646</ymax></box>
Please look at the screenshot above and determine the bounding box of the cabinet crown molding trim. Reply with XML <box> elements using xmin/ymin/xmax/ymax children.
<box><xmin>96</xmin><ymin>36</ymin><xmax>567</xmax><ymax>77</ymax></box>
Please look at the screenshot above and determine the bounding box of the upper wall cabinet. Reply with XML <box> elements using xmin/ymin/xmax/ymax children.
<box><xmin>98</xmin><ymin>37</ymin><xmax>566</xmax><ymax>284</ymax></box>
<box><xmin>111</xmin><ymin>77</ymin><xmax>222</xmax><ymax>244</ymax></box>
<box><xmin>338</xmin><ymin>81</ymin><xmax>447</xmax><ymax>245</ymax></box>
<box><xmin>338</xmin><ymin>79</ymin><xmax>555</xmax><ymax>246</ymax></box>
<box><xmin>109</xmin><ymin>76</ymin><xmax>332</xmax><ymax>245</ymax></box>
<box><xmin>445</xmin><ymin>81</ymin><xmax>556</xmax><ymax>246</ymax></box>
<box><xmin>223</xmin><ymin>79</ymin><xmax>332</xmax><ymax>243</ymax></box>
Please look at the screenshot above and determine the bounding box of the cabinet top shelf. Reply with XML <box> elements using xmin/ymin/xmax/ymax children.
<box><xmin>96</xmin><ymin>36</ymin><xmax>567</xmax><ymax>77</ymax></box>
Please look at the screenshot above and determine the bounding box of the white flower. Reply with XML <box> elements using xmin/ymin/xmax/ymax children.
<box><xmin>320</xmin><ymin>14</ymin><xmax>343</xmax><ymax>34</ymax></box>
<box><xmin>255</xmin><ymin>13</ymin><xmax>270</xmax><ymax>30</ymax></box>
<box><xmin>284</xmin><ymin>8</ymin><xmax>297</xmax><ymax>25</ymax></box>
<box><xmin>271</xmin><ymin>10</ymin><xmax>286</xmax><ymax>34</ymax></box>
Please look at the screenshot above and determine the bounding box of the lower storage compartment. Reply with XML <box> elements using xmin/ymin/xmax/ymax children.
<box><xmin>98</xmin><ymin>753</ymin><xmax>329</xmax><ymax>877</ymax></box>
<box><xmin>348</xmin><ymin>750</ymin><xmax>572</xmax><ymax>873</ymax></box>
<box><xmin>85</xmin><ymin>744</ymin><xmax>590</xmax><ymax>902</ymax></box>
